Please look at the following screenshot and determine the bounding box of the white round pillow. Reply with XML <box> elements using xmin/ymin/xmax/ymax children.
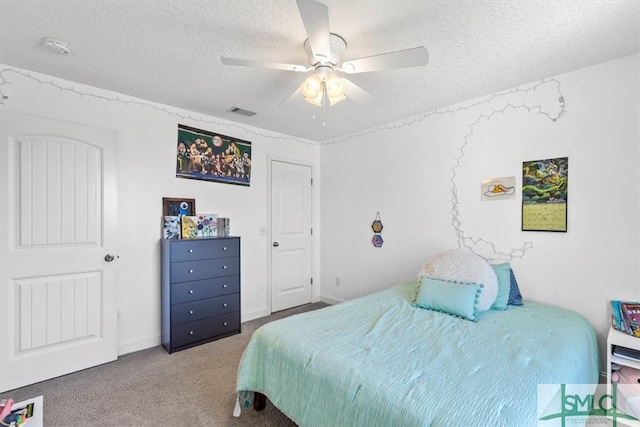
<box><xmin>417</xmin><ymin>248</ymin><xmax>498</xmax><ymax>311</ymax></box>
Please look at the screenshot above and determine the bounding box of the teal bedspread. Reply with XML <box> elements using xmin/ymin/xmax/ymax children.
<box><xmin>236</xmin><ymin>282</ymin><xmax>599</xmax><ymax>426</ymax></box>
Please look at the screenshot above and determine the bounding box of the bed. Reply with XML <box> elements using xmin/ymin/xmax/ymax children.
<box><xmin>234</xmin><ymin>255</ymin><xmax>599</xmax><ymax>426</ymax></box>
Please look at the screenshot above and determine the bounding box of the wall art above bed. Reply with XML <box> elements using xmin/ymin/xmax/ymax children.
<box><xmin>176</xmin><ymin>124</ymin><xmax>252</xmax><ymax>187</ymax></box>
<box><xmin>521</xmin><ymin>157</ymin><xmax>568</xmax><ymax>232</ymax></box>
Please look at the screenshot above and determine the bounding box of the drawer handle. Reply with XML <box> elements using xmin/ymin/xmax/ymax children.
<box><xmin>223</xmin><ymin>303</ymin><xmax>228</xmax><ymax>307</ymax></box>
<box><xmin>189</xmin><ymin>269</ymin><xmax>193</xmax><ymax>274</ymax></box>
<box><xmin>223</xmin><ymin>265</ymin><xmax>227</xmax><ymax>269</ymax></box>
<box><xmin>223</xmin><ymin>322</ymin><xmax>228</xmax><ymax>326</ymax></box>
<box><xmin>189</xmin><ymin>310</ymin><xmax>194</xmax><ymax>315</ymax></box>
<box><xmin>189</xmin><ymin>290</ymin><xmax>194</xmax><ymax>294</ymax></box>
<box><xmin>189</xmin><ymin>249</ymin><xmax>193</xmax><ymax>253</ymax></box>
<box><xmin>223</xmin><ymin>246</ymin><xmax>227</xmax><ymax>251</ymax></box>
<box><xmin>223</xmin><ymin>284</ymin><xmax>227</xmax><ymax>288</ymax></box>
<box><xmin>189</xmin><ymin>331</ymin><xmax>194</xmax><ymax>335</ymax></box>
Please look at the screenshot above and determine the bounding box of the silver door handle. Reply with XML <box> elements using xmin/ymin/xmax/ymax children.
<box><xmin>273</xmin><ymin>242</ymin><xmax>279</xmax><ymax>247</ymax></box>
<box><xmin>104</xmin><ymin>254</ymin><xmax>115</xmax><ymax>262</ymax></box>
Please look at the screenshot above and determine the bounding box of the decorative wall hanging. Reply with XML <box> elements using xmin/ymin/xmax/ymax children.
<box><xmin>371</xmin><ymin>212</ymin><xmax>384</xmax><ymax>248</ymax></box>
<box><xmin>177</xmin><ymin>124</ymin><xmax>252</xmax><ymax>187</ymax></box>
<box><xmin>521</xmin><ymin>157</ymin><xmax>568</xmax><ymax>232</ymax></box>
<box><xmin>481</xmin><ymin>177</ymin><xmax>516</xmax><ymax>201</ymax></box>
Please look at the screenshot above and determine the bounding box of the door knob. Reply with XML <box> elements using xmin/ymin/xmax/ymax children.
<box><xmin>272</xmin><ymin>242</ymin><xmax>279</xmax><ymax>247</ymax></box>
<box><xmin>104</xmin><ymin>254</ymin><xmax>115</xmax><ymax>262</ymax></box>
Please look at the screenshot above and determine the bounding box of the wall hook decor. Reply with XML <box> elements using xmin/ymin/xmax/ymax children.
<box><xmin>371</xmin><ymin>212</ymin><xmax>384</xmax><ymax>248</ymax></box>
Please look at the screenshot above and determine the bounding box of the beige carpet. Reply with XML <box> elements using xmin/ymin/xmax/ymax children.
<box><xmin>0</xmin><ymin>302</ymin><xmax>328</xmax><ymax>426</ymax></box>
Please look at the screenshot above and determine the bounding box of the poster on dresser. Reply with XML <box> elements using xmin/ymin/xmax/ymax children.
<box><xmin>521</xmin><ymin>157</ymin><xmax>568</xmax><ymax>232</ymax></box>
<box><xmin>176</xmin><ymin>124</ymin><xmax>251</xmax><ymax>186</ymax></box>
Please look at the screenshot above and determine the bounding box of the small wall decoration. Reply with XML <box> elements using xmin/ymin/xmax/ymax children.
<box><xmin>521</xmin><ymin>157</ymin><xmax>568</xmax><ymax>232</ymax></box>
<box><xmin>481</xmin><ymin>176</ymin><xmax>516</xmax><ymax>201</ymax></box>
<box><xmin>162</xmin><ymin>197</ymin><xmax>196</xmax><ymax>216</ymax></box>
<box><xmin>176</xmin><ymin>124</ymin><xmax>251</xmax><ymax>186</ymax></box>
<box><xmin>371</xmin><ymin>212</ymin><xmax>384</xmax><ymax>248</ymax></box>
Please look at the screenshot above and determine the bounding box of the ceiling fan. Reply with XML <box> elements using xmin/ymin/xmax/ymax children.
<box><xmin>220</xmin><ymin>0</ymin><xmax>429</xmax><ymax>107</ymax></box>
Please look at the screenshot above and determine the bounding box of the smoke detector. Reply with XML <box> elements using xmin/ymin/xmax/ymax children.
<box><xmin>41</xmin><ymin>37</ymin><xmax>71</xmax><ymax>55</ymax></box>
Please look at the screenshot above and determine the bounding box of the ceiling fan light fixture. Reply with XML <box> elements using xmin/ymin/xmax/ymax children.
<box><xmin>325</xmin><ymin>74</ymin><xmax>345</xmax><ymax>98</ymax></box>
<box><xmin>304</xmin><ymin>94</ymin><xmax>323</xmax><ymax>106</ymax></box>
<box><xmin>301</xmin><ymin>72</ymin><xmax>347</xmax><ymax>107</ymax></box>
<box><xmin>300</xmin><ymin>73</ymin><xmax>322</xmax><ymax>99</ymax></box>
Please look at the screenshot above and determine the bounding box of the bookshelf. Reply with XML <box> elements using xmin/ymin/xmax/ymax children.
<box><xmin>607</xmin><ymin>326</ymin><xmax>640</xmax><ymax>427</ymax></box>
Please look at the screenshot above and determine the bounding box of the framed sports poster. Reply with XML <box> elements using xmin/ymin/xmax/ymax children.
<box><xmin>176</xmin><ymin>124</ymin><xmax>251</xmax><ymax>186</ymax></box>
<box><xmin>521</xmin><ymin>157</ymin><xmax>568</xmax><ymax>232</ymax></box>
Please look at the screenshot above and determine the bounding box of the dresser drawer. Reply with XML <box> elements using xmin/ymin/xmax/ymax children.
<box><xmin>171</xmin><ymin>257</ymin><xmax>240</xmax><ymax>282</ymax></box>
<box><xmin>171</xmin><ymin>312</ymin><xmax>240</xmax><ymax>349</ymax></box>
<box><xmin>170</xmin><ymin>238</ymin><xmax>240</xmax><ymax>262</ymax></box>
<box><xmin>171</xmin><ymin>293</ymin><xmax>240</xmax><ymax>325</ymax></box>
<box><xmin>170</xmin><ymin>275</ymin><xmax>240</xmax><ymax>304</ymax></box>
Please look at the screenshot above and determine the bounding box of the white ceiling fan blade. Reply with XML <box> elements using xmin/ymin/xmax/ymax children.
<box><xmin>221</xmin><ymin>57</ymin><xmax>311</xmax><ymax>72</ymax></box>
<box><xmin>341</xmin><ymin>78</ymin><xmax>376</xmax><ymax>107</ymax></box>
<box><xmin>279</xmin><ymin>87</ymin><xmax>303</xmax><ymax>107</ymax></box>
<box><xmin>340</xmin><ymin>46</ymin><xmax>429</xmax><ymax>74</ymax></box>
<box><xmin>296</xmin><ymin>0</ymin><xmax>331</xmax><ymax>62</ymax></box>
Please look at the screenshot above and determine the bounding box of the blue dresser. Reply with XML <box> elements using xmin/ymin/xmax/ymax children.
<box><xmin>161</xmin><ymin>237</ymin><xmax>241</xmax><ymax>353</ymax></box>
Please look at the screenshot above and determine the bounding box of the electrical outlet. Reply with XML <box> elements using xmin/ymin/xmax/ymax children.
<box><xmin>335</xmin><ymin>277</ymin><xmax>340</xmax><ymax>286</ymax></box>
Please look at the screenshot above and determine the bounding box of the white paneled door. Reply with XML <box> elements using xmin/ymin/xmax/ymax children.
<box><xmin>0</xmin><ymin>111</ymin><xmax>118</xmax><ymax>392</ymax></box>
<box><xmin>270</xmin><ymin>160</ymin><xmax>312</xmax><ymax>312</ymax></box>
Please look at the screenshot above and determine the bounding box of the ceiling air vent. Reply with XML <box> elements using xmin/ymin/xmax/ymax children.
<box><xmin>227</xmin><ymin>106</ymin><xmax>256</xmax><ymax>117</ymax></box>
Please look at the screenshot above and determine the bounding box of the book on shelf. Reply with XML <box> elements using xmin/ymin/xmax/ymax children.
<box><xmin>611</xmin><ymin>300</ymin><xmax>640</xmax><ymax>337</ymax></box>
<box><xmin>622</xmin><ymin>302</ymin><xmax>640</xmax><ymax>324</ymax></box>
<box><xmin>613</xmin><ymin>345</ymin><xmax>640</xmax><ymax>363</ymax></box>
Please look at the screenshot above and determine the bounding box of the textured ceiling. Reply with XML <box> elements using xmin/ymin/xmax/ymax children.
<box><xmin>0</xmin><ymin>1</ymin><xmax>638</xmax><ymax>142</ymax></box>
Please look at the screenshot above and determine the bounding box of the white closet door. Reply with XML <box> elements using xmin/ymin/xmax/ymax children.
<box><xmin>270</xmin><ymin>160</ymin><xmax>313</xmax><ymax>312</ymax></box>
<box><xmin>0</xmin><ymin>111</ymin><xmax>118</xmax><ymax>392</ymax></box>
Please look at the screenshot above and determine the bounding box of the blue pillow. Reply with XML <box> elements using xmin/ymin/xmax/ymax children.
<box><xmin>508</xmin><ymin>268</ymin><xmax>523</xmax><ymax>306</ymax></box>
<box><xmin>490</xmin><ymin>263</ymin><xmax>511</xmax><ymax>310</ymax></box>
<box><xmin>414</xmin><ymin>276</ymin><xmax>484</xmax><ymax>321</ymax></box>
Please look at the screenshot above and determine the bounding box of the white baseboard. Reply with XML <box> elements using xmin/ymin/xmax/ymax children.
<box><xmin>241</xmin><ymin>306</ymin><xmax>271</xmax><ymax>323</ymax></box>
<box><xmin>117</xmin><ymin>333</ymin><xmax>160</xmax><ymax>356</ymax></box>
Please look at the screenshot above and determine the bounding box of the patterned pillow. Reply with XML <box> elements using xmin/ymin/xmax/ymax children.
<box><xmin>508</xmin><ymin>268</ymin><xmax>523</xmax><ymax>306</ymax></box>
<box><xmin>414</xmin><ymin>277</ymin><xmax>484</xmax><ymax>321</ymax></box>
<box><xmin>417</xmin><ymin>248</ymin><xmax>498</xmax><ymax>311</ymax></box>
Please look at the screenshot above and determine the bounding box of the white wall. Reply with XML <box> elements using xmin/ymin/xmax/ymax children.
<box><xmin>0</xmin><ymin>65</ymin><xmax>319</xmax><ymax>355</ymax></box>
<box><xmin>1</xmin><ymin>54</ymin><xmax>637</xmax><ymax>366</ymax></box>
<box><xmin>319</xmin><ymin>54</ymin><xmax>640</xmax><ymax>366</ymax></box>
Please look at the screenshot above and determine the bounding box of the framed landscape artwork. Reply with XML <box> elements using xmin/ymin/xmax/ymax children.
<box><xmin>176</xmin><ymin>124</ymin><xmax>252</xmax><ymax>186</ymax></box>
